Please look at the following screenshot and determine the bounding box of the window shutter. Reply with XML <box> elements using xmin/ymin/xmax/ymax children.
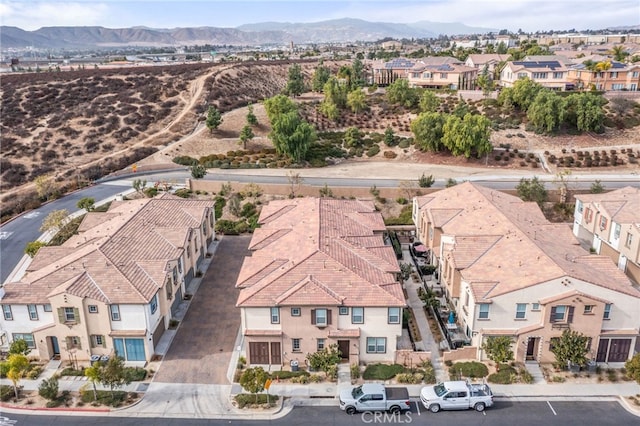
<box><xmin>66</xmin><ymin>336</ymin><xmax>72</xmax><ymax>348</ymax></box>
<box><xmin>57</xmin><ymin>308</ymin><xmax>65</xmax><ymax>323</ymax></box>
<box><xmin>568</xmin><ymin>306</ymin><xmax>575</xmax><ymax>323</ymax></box>
<box><xmin>311</xmin><ymin>309</ymin><xmax>316</xmax><ymax>325</ymax></box>
<box><xmin>90</xmin><ymin>336</ymin><xmax>95</xmax><ymax>348</ymax></box>
<box><xmin>76</xmin><ymin>337</ymin><xmax>82</xmax><ymax>350</ymax></box>
<box><xmin>550</xmin><ymin>306</ymin><xmax>557</xmax><ymax>323</ymax></box>
<box><xmin>73</xmin><ymin>307</ymin><xmax>80</xmax><ymax>324</ymax></box>
<box><xmin>102</xmin><ymin>335</ymin><xmax>107</xmax><ymax>348</ymax></box>
<box><xmin>327</xmin><ymin>309</ymin><xmax>332</xmax><ymax>325</ymax></box>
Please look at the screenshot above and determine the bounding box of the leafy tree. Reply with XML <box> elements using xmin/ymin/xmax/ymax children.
<box><xmin>306</xmin><ymin>344</ymin><xmax>341</xmax><ymax>376</ymax></box>
<box><xmin>39</xmin><ymin>209</ymin><xmax>69</xmax><ymax>233</ymax></box>
<box><xmin>516</xmin><ymin>177</ymin><xmax>548</xmax><ymax>206</ymax></box>
<box><xmin>85</xmin><ymin>361</ymin><xmax>103</xmax><ymax>401</ymax></box>
<box><xmin>590</xmin><ymin>180</ymin><xmax>605</xmax><ymax>194</ymax></box>
<box><xmin>411</xmin><ymin>112</ymin><xmax>446</xmax><ymax>152</ymax></box>
<box><xmin>419</xmin><ymin>90</ymin><xmax>440</xmax><ymax>113</ymax></box>
<box><xmin>337</xmin><ymin>65</ymin><xmax>353</xmax><ymax>88</ymax></box>
<box><xmin>287</xmin><ymin>171</ymin><xmax>304</xmax><ymax>198</ymax></box>
<box><xmin>24</xmin><ymin>241</ymin><xmax>46</xmax><ymax>258</ymax></box>
<box><xmin>38</xmin><ymin>376</ymin><xmax>59</xmax><ymax>401</ymax></box>
<box><xmin>625</xmin><ymin>353</ymin><xmax>640</xmax><ymax>384</ymax></box>
<box><xmin>9</xmin><ymin>339</ymin><xmax>31</xmax><ymax>357</ymax></box>
<box><xmin>263</xmin><ymin>94</ymin><xmax>297</xmax><ymax>123</ymax></box>
<box><xmin>323</xmin><ymin>77</ymin><xmax>347</xmax><ymax>109</ymax></box>
<box><xmin>100</xmin><ymin>356</ymin><xmax>132</xmax><ymax>402</ymax></box>
<box><xmin>319</xmin><ymin>99</ymin><xmax>339</xmax><ymax>121</ymax></box>
<box><xmin>347</xmin><ymin>89</ymin><xmax>366</xmax><ymax>115</ymax></box>
<box><xmin>205</xmin><ymin>106</ymin><xmax>223</xmax><ymax>132</ymax></box>
<box><xmin>418</xmin><ymin>173</ymin><xmax>435</xmax><ymax>188</ymax></box>
<box><xmin>527</xmin><ymin>90</ymin><xmax>565</xmax><ymax>134</ymax></box>
<box><xmin>344</xmin><ymin>127</ymin><xmax>362</xmax><ymax>148</ymax></box>
<box><xmin>246</xmin><ymin>103</ymin><xmax>258</xmax><ymax>126</ymax></box>
<box><xmin>500</xmin><ymin>77</ymin><xmax>543</xmax><ymax>110</ymax></box>
<box><xmin>6</xmin><ymin>354</ymin><xmax>29</xmax><ymax>399</ymax></box>
<box><xmin>386</xmin><ymin>78</ymin><xmax>418</xmax><ymax>108</ymax></box>
<box><xmin>565</xmin><ymin>93</ymin><xmax>605</xmax><ymax>133</ymax></box>
<box><xmin>482</xmin><ymin>337</ymin><xmax>514</xmax><ymax>369</ymax></box>
<box><xmin>239</xmin><ymin>125</ymin><xmax>254</xmax><ymax>150</ymax></box>
<box><xmin>285</xmin><ymin>63</ymin><xmax>305</xmax><ymax>97</ymax></box>
<box><xmin>189</xmin><ymin>164</ymin><xmax>207</xmax><ymax>179</ymax></box>
<box><xmin>77</xmin><ymin>197</ymin><xmax>95</xmax><ymax>212</ymax></box>
<box><xmin>270</xmin><ymin>111</ymin><xmax>316</xmax><ymax>163</ymax></box>
<box><xmin>610</xmin><ymin>45</ymin><xmax>628</xmax><ymax>62</ymax></box>
<box><xmin>351</xmin><ymin>57</ymin><xmax>365</xmax><ymax>88</ymax></box>
<box><xmin>34</xmin><ymin>175</ymin><xmax>57</xmax><ymax>201</ymax></box>
<box><xmin>319</xmin><ymin>184</ymin><xmax>334</xmax><ymax>198</ymax></box>
<box><xmin>452</xmin><ymin>99</ymin><xmax>471</xmax><ymax>118</ymax></box>
<box><xmin>550</xmin><ymin>330</ymin><xmax>589</xmax><ymax>370</ymax></box>
<box><xmin>132</xmin><ymin>179</ymin><xmax>147</xmax><ymax>194</ymax></box>
<box><xmin>239</xmin><ymin>367</ymin><xmax>268</xmax><ymax>402</ymax></box>
<box><xmin>311</xmin><ymin>61</ymin><xmax>331</xmax><ymax>92</ymax></box>
<box><xmin>476</xmin><ymin>65</ymin><xmax>495</xmax><ymax>96</ymax></box>
<box><xmin>384</xmin><ymin>127</ymin><xmax>396</xmax><ymax>146</ymax></box>
<box><xmin>442</xmin><ymin>114</ymin><xmax>492</xmax><ymax>158</ymax></box>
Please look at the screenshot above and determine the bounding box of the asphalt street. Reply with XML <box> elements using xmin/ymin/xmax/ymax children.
<box><xmin>2</xmin><ymin>401</ymin><xmax>638</xmax><ymax>425</ymax></box>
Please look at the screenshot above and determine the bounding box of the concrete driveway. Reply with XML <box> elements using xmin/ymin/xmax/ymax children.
<box><xmin>153</xmin><ymin>235</ymin><xmax>251</xmax><ymax>384</ymax></box>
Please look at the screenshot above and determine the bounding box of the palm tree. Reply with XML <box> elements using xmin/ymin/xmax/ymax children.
<box><xmin>595</xmin><ymin>60</ymin><xmax>612</xmax><ymax>91</ymax></box>
<box><xmin>609</xmin><ymin>45</ymin><xmax>628</xmax><ymax>62</ymax></box>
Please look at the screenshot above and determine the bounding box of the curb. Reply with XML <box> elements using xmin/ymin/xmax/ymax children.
<box><xmin>618</xmin><ymin>395</ymin><xmax>640</xmax><ymax>418</ymax></box>
<box><xmin>0</xmin><ymin>402</ymin><xmax>109</xmax><ymax>413</ymax></box>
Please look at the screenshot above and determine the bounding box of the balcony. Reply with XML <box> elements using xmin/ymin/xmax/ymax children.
<box><xmin>551</xmin><ymin>322</ymin><xmax>570</xmax><ymax>330</ymax></box>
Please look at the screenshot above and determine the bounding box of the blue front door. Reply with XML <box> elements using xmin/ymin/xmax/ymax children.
<box><xmin>50</xmin><ymin>336</ymin><xmax>60</xmax><ymax>356</ymax></box>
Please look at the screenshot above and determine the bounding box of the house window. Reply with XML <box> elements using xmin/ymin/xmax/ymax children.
<box><xmin>614</xmin><ymin>224</ymin><xmax>621</xmax><ymax>240</ymax></box>
<box><xmin>440</xmin><ymin>73</ymin><xmax>447</xmax><ymax>79</ymax></box>
<box><xmin>633</xmin><ymin>71</ymin><xmax>639</xmax><ymax>78</ymax></box>
<box><xmin>150</xmin><ymin>294</ymin><xmax>158</xmax><ymax>314</ymax></box>
<box><xmin>351</xmin><ymin>307</ymin><xmax>364</xmax><ymax>324</ymax></box>
<box><xmin>366</xmin><ymin>337</ymin><xmax>387</xmax><ymax>354</ymax></box>
<box><xmin>599</xmin><ymin>216</ymin><xmax>608</xmax><ymax>230</ymax></box>
<box><xmin>584</xmin><ymin>208</ymin><xmax>593</xmax><ymax>223</ymax></box>
<box><xmin>518</xmin><ymin>72</ymin><xmax>527</xmax><ymax>79</ymax></box>
<box><xmin>531</xmin><ymin>303</ymin><xmax>540</xmax><ymax>311</ymax></box>
<box><xmin>270</xmin><ymin>307</ymin><xmax>280</xmax><ymax>324</ymax></box>
<box><xmin>12</xmin><ymin>333</ymin><xmax>35</xmax><ymax>349</ymax></box>
<box><xmin>64</xmin><ymin>307</ymin><xmax>76</xmax><ymax>322</ymax></box>
<box><xmin>339</xmin><ymin>307</ymin><xmax>349</xmax><ymax>315</ymax></box>
<box><xmin>317</xmin><ymin>338</ymin><xmax>325</xmax><ymax>351</ymax></box>
<box><xmin>388</xmin><ymin>307</ymin><xmax>401</xmax><ymax>324</ymax></box>
<box><xmin>2</xmin><ymin>305</ymin><xmax>13</xmax><ymax>321</ymax></box>
<box><xmin>292</xmin><ymin>338</ymin><xmax>301</xmax><ymax>352</ymax></box>
<box><xmin>532</xmin><ymin>72</ymin><xmax>548</xmax><ymax>79</ymax></box>
<box><xmin>612</xmin><ymin>83</ymin><xmax>625</xmax><ymax>90</ymax></box>
<box><xmin>172</xmin><ymin>267</ymin><xmax>178</xmax><ymax>285</ymax></box>
<box><xmin>66</xmin><ymin>336</ymin><xmax>82</xmax><ymax>350</ymax></box>
<box><xmin>464</xmin><ymin>291</ymin><xmax>469</xmax><ymax>308</ymax></box>
<box><xmin>478</xmin><ymin>304</ymin><xmax>490</xmax><ymax>319</ymax></box>
<box><xmin>576</xmin><ymin>201</ymin><xmax>583</xmax><ymax>214</ymax></box>
<box><xmin>625</xmin><ymin>232</ymin><xmax>633</xmax><ymax>248</ymax></box>
<box><xmin>88</xmin><ymin>305</ymin><xmax>98</xmax><ymax>314</ymax></box>
<box><xmin>91</xmin><ymin>335</ymin><xmax>105</xmax><ymax>348</ymax></box>
<box><xmin>110</xmin><ymin>305</ymin><xmax>121</xmax><ymax>321</ymax></box>
<box><xmin>43</xmin><ymin>304</ymin><xmax>52</xmax><ymax>312</ymax></box>
<box><xmin>178</xmin><ymin>258</ymin><xmax>183</xmax><ymax>274</ymax></box>
<box><xmin>515</xmin><ymin>304</ymin><xmax>527</xmax><ymax>319</ymax></box>
<box><xmin>584</xmin><ymin>305</ymin><xmax>594</xmax><ymax>314</ymax></box>
<box><xmin>603</xmin><ymin>303</ymin><xmax>612</xmax><ymax>320</ymax></box>
<box><xmin>112</xmin><ymin>338</ymin><xmax>146</xmax><ymax>361</ymax></box>
<box><xmin>312</xmin><ymin>308</ymin><xmax>328</xmax><ymax>327</ymax></box>
<box><xmin>553</xmin><ymin>72</ymin><xmax>563</xmax><ymax>79</ymax></box>
<box><xmin>552</xmin><ymin>305</ymin><xmax>566</xmax><ymax>321</ymax></box>
<box><xmin>27</xmin><ymin>304</ymin><xmax>38</xmax><ymax>321</ymax></box>
<box><xmin>610</xmin><ymin>72</ymin><xmax>618</xmax><ymax>78</ymax></box>
<box><xmin>291</xmin><ymin>307</ymin><xmax>301</xmax><ymax>317</ymax></box>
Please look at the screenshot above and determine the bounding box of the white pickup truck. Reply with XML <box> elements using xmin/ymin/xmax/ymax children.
<box><xmin>420</xmin><ymin>381</ymin><xmax>493</xmax><ymax>413</ymax></box>
<box><xmin>339</xmin><ymin>383</ymin><xmax>411</xmax><ymax>415</ymax></box>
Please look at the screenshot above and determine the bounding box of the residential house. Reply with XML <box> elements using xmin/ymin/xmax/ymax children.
<box><xmin>573</xmin><ymin>187</ymin><xmax>640</xmax><ymax>284</ymax></box>
<box><xmin>406</xmin><ymin>62</ymin><xmax>478</xmax><ymax>90</ymax></box>
<box><xmin>370</xmin><ymin>56</ymin><xmax>460</xmax><ymax>86</ymax></box>
<box><xmin>567</xmin><ymin>61</ymin><xmax>640</xmax><ymax>91</ymax></box>
<box><xmin>500</xmin><ymin>60</ymin><xmax>569</xmax><ymax>90</ymax></box>
<box><xmin>0</xmin><ymin>195</ymin><xmax>215</xmax><ymax>365</ymax></box>
<box><xmin>413</xmin><ymin>182</ymin><xmax>640</xmax><ymax>365</ymax></box>
<box><xmin>236</xmin><ymin>198</ymin><xmax>404</xmax><ymax>368</ymax></box>
<box><xmin>465</xmin><ymin>54</ymin><xmax>509</xmax><ymax>75</ymax></box>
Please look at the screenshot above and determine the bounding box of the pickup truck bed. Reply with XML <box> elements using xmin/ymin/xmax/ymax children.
<box><xmin>385</xmin><ymin>388</ymin><xmax>410</xmax><ymax>400</ymax></box>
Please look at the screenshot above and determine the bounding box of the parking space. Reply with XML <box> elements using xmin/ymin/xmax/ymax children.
<box><xmin>153</xmin><ymin>235</ymin><xmax>251</xmax><ymax>384</ymax></box>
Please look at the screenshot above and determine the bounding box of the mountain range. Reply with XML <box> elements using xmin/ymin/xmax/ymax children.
<box><xmin>0</xmin><ymin>19</ymin><xmax>497</xmax><ymax>49</ymax></box>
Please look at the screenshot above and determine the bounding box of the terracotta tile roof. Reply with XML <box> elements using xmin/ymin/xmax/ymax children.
<box><xmin>466</xmin><ymin>54</ymin><xmax>510</xmax><ymax>65</ymax></box>
<box><xmin>2</xmin><ymin>197</ymin><xmax>213</xmax><ymax>305</ymax></box>
<box><xmin>575</xmin><ymin>186</ymin><xmax>640</xmax><ymax>225</ymax></box>
<box><xmin>516</xmin><ymin>324</ymin><xmax>544</xmax><ymax>335</ymax></box>
<box><xmin>417</xmin><ymin>182</ymin><xmax>640</xmax><ymax>300</ymax></box>
<box><xmin>236</xmin><ymin>198</ymin><xmax>404</xmax><ymax>308</ymax></box>
<box><xmin>539</xmin><ymin>289</ymin><xmax>611</xmax><ymax>305</ymax></box>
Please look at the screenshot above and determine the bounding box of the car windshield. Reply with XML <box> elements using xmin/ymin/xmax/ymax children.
<box><xmin>434</xmin><ymin>383</ymin><xmax>447</xmax><ymax>397</ymax></box>
<box><xmin>352</xmin><ymin>386</ymin><xmax>364</xmax><ymax>399</ymax></box>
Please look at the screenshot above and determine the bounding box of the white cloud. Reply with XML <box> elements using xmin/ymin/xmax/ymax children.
<box><xmin>2</xmin><ymin>2</ymin><xmax>110</xmax><ymax>30</ymax></box>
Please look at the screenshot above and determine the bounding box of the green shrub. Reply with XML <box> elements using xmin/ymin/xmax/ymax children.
<box><xmin>398</xmin><ymin>139</ymin><xmax>411</xmax><ymax>149</ymax></box>
<box><xmin>1</xmin><ymin>385</ymin><xmax>14</xmax><ymax>401</ymax></box>
<box><xmin>487</xmin><ymin>364</ymin><xmax>517</xmax><ymax>384</ymax></box>
<box><xmin>174</xmin><ymin>188</ymin><xmax>193</xmax><ymax>198</ymax></box>
<box><xmin>396</xmin><ymin>197</ymin><xmax>408</xmax><ymax>205</ymax></box>
<box><xmin>350</xmin><ymin>363</ymin><xmax>360</xmax><ymax>380</ymax></box>
<box><xmin>61</xmin><ymin>367</ymin><xmax>86</xmax><ymax>377</ymax></box>
<box><xmin>26</xmin><ymin>366</ymin><xmax>43</xmax><ymax>380</ymax></box>
<box><xmin>363</xmin><ymin>363</ymin><xmax>405</xmax><ymax>380</ymax></box>
<box><xmin>366</xmin><ymin>144</ymin><xmax>380</xmax><ymax>157</ymax></box>
<box><xmin>173</xmin><ymin>156</ymin><xmax>198</xmax><ymax>166</ymax></box>
<box><xmin>234</xmin><ymin>393</ymin><xmax>279</xmax><ymax>408</ymax></box>
<box><xmin>449</xmin><ymin>361</ymin><xmax>488</xmax><ymax>379</ymax></box>
<box><xmin>216</xmin><ymin>219</ymin><xmax>239</xmax><ymax>235</ymax></box>
<box><xmin>270</xmin><ymin>370</ymin><xmax>309</xmax><ymax>380</ymax></box>
<box><xmin>124</xmin><ymin>367</ymin><xmax>147</xmax><ymax>381</ymax></box>
<box><xmin>144</xmin><ymin>187</ymin><xmax>158</xmax><ymax>198</ymax></box>
<box><xmin>309</xmin><ymin>374</ymin><xmax>323</xmax><ymax>383</ymax></box>
<box><xmin>39</xmin><ymin>377</ymin><xmax>59</xmax><ymax>400</ymax></box>
<box><xmin>81</xmin><ymin>390</ymin><xmax>127</xmax><ymax>406</ymax></box>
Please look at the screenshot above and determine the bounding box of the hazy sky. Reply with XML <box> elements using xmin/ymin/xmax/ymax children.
<box><xmin>1</xmin><ymin>0</ymin><xmax>637</xmax><ymax>32</ymax></box>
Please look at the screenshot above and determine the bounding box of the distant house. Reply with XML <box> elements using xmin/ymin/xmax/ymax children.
<box><xmin>573</xmin><ymin>187</ymin><xmax>640</xmax><ymax>284</ymax></box>
<box><xmin>464</xmin><ymin>54</ymin><xmax>509</xmax><ymax>75</ymax></box>
<box><xmin>500</xmin><ymin>60</ymin><xmax>568</xmax><ymax>90</ymax></box>
<box><xmin>566</xmin><ymin>61</ymin><xmax>640</xmax><ymax>91</ymax></box>
<box><xmin>407</xmin><ymin>62</ymin><xmax>478</xmax><ymax>90</ymax></box>
<box><xmin>0</xmin><ymin>195</ymin><xmax>215</xmax><ymax>365</ymax></box>
<box><xmin>236</xmin><ymin>198</ymin><xmax>404</xmax><ymax>368</ymax></box>
<box><xmin>370</xmin><ymin>56</ymin><xmax>461</xmax><ymax>86</ymax></box>
<box><xmin>412</xmin><ymin>182</ymin><xmax>640</xmax><ymax>365</ymax></box>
